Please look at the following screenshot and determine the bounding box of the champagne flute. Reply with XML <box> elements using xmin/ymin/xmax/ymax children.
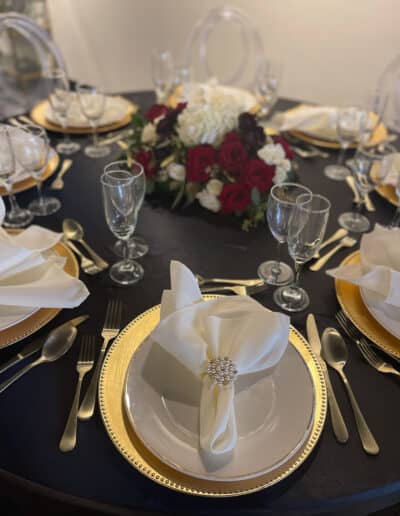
<box><xmin>0</xmin><ymin>126</ymin><xmax>33</xmax><ymax>227</ymax></box>
<box><xmin>258</xmin><ymin>183</ymin><xmax>311</xmax><ymax>285</ymax></box>
<box><xmin>255</xmin><ymin>59</ymin><xmax>282</xmax><ymax>120</ymax></box>
<box><xmin>77</xmin><ymin>84</ymin><xmax>110</xmax><ymax>159</ymax></box>
<box><xmin>101</xmin><ymin>167</ymin><xmax>145</xmax><ymax>285</ymax></box>
<box><xmin>151</xmin><ymin>50</ymin><xmax>174</xmax><ymax>103</ymax></box>
<box><xmin>105</xmin><ymin>160</ymin><xmax>149</xmax><ymax>259</ymax></box>
<box><xmin>274</xmin><ymin>193</ymin><xmax>331</xmax><ymax>312</ymax></box>
<box><xmin>339</xmin><ymin>143</ymin><xmax>396</xmax><ymax>233</ymax></box>
<box><xmin>14</xmin><ymin>124</ymin><xmax>61</xmax><ymax>216</ymax></box>
<box><xmin>43</xmin><ymin>68</ymin><xmax>80</xmax><ymax>155</ymax></box>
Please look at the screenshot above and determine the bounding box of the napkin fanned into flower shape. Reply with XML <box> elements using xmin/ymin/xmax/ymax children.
<box><xmin>150</xmin><ymin>261</ymin><xmax>290</xmax><ymax>455</ymax></box>
<box><xmin>327</xmin><ymin>224</ymin><xmax>400</xmax><ymax>307</ymax></box>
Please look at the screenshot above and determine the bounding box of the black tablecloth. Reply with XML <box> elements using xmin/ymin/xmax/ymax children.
<box><xmin>1</xmin><ymin>93</ymin><xmax>400</xmax><ymax>516</ymax></box>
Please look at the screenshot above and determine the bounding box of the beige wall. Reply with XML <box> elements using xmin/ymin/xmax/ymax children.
<box><xmin>47</xmin><ymin>0</ymin><xmax>399</xmax><ymax>105</ymax></box>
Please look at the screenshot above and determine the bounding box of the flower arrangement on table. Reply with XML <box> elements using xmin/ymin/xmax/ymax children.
<box><xmin>125</xmin><ymin>87</ymin><xmax>294</xmax><ymax>230</ymax></box>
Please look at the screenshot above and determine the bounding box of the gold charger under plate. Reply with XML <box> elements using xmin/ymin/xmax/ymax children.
<box><xmin>0</xmin><ymin>239</ymin><xmax>79</xmax><ymax>349</ymax></box>
<box><xmin>335</xmin><ymin>251</ymin><xmax>400</xmax><ymax>358</ymax></box>
<box><xmin>30</xmin><ymin>99</ymin><xmax>137</xmax><ymax>135</ymax></box>
<box><xmin>0</xmin><ymin>151</ymin><xmax>59</xmax><ymax>196</ymax></box>
<box><xmin>99</xmin><ymin>299</ymin><xmax>326</xmax><ymax>497</ymax></box>
<box><xmin>375</xmin><ymin>184</ymin><xmax>399</xmax><ymax>207</ymax></box>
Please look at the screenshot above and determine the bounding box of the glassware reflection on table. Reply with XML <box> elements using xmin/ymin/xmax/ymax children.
<box><xmin>104</xmin><ymin>160</ymin><xmax>149</xmax><ymax>259</ymax></box>
<box><xmin>324</xmin><ymin>107</ymin><xmax>362</xmax><ymax>181</ymax></box>
<box><xmin>43</xmin><ymin>68</ymin><xmax>81</xmax><ymax>155</ymax></box>
<box><xmin>77</xmin><ymin>83</ymin><xmax>110</xmax><ymax>159</ymax></box>
<box><xmin>274</xmin><ymin>193</ymin><xmax>331</xmax><ymax>312</ymax></box>
<box><xmin>254</xmin><ymin>59</ymin><xmax>282</xmax><ymax>120</ymax></box>
<box><xmin>13</xmin><ymin>124</ymin><xmax>61</xmax><ymax>216</ymax></box>
<box><xmin>0</xmin><ymin>126</ymin><xmax>33</xmax><ymax>227</ymax></box>
<box><xmin>258</xmin><ymin>183</ymin><xmax>311</xmax><ymax>286</ymax></box>
<box><xmin>151</xmin><ymin>49</ymin><xmax>174</xmax><ymax>103</ymax></box>
<box><xmin>338</xmin><ymin>143</ymin><xmax>396</xmax><ymax>233</ymax></box>
<box><xmin>101</xmin><ymin>166</ymin><xmax>145</xmax><ymax>285</ymax></box>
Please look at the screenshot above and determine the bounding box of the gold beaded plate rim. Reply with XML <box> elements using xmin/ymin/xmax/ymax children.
<box><xmin>99</xmin><ymin>298</ymin><xmax>327</xmax><ymax>497</ymax></box>
<box><xmin>0</xmin><ymin>239</ymin><xmax>79</xmax><ymax>349</ymax></box>
<box><xmin>335</xmin><ymin>251</ymin><xmax>400</xmax><ymax>359</ymax></box>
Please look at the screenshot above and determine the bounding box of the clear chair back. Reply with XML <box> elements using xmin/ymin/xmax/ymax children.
<box><xmin>376</xmin><ymin>54</ymin><xmax>400</xmax><ymax>132</ymax></box>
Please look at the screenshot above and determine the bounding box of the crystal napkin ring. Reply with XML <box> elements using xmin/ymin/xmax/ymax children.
<box><xmin>207</xmin><ymin>356</ymin><xmax>237</xmax><ymax>386</ymax></box>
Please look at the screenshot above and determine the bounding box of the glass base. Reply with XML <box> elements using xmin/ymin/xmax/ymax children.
<box><xmin>338</xmin><ymin>212</ymin><xmax>370</xmax><ymax>233</ymax></box>
<box><xmin>110</xmin><ymin>259</ymin><xmax>144</xmax><ymax>285</ymax></box>
<box><xmin>3</xmin><ymin>208</ymin><xmax>33</xmax><ymax>228</ymax></box>
<box><xmin>258</xmin><ymin>260</ymin><xmax>293</xmax><ymax>286</ymax></box>
<box><xmin>274</xmin><ymin>284</ymin><xmax>310</xmax><ymax>312</ymax></box>
<box><xmin>56</xmin><ymin>140</ymin><xmax>81</xmax><ymax>155</ymax></box>
<box><xmin>324</xmin><ymin>164</ymin><xmax>350</xmax><ymax>181</ymax></box>
<box><xmin>84</xmin><ymin>144</ymin><xmax>111</xmax><ymax>159</ymax></box>
<box><xmin>113</xmin><ymin>236</ymin><xmax>149</xmax><ymax>259</ymax></box>
<box><xmin>28</xmin><ymin>196</ymin><xmax>61</xmax><ymax>216</ymax></box>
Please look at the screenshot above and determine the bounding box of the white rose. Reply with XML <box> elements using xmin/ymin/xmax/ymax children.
<box><xmin>206</xmin><ymin>179</ymin><xmax>223</xmax><ymax>196</ymax></box>
<box><xmin>141</xmin><ymin>123</ymin><xmax>156</xmax><ymax>144</ymax></box>
<box><xmin>196</xmin><ymin>189</ymin><xmax>221</xmax><ymax>212</ymax></box>
<box><xmin>274</xmin><ymin>160</ymin><xmax>291</xmax><ymax>184</ymax></box>
<box><xmin>167</xmin><ymin>163</ymin><xmax>186</xmax><ymax>182</ymax></box>
<box><xmin>258</xmin><ymin>143</ymin><xmax>286</xmax><ymax>166</ymax></box>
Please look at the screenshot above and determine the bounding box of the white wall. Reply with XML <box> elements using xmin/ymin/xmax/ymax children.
<box><xmin>47</xmin><ymin>0</ymin><xmax>400</xmax><ymax>105</ymax></box>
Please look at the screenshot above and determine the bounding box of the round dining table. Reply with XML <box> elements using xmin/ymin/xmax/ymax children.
<box><xmin>0</xmin><ymin>92</ymin><xmax>399</xmax><ymax>516</ymax></box>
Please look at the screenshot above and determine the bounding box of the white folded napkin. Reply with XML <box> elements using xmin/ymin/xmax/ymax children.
<box><xmin>0</xmin><ymin>203</ymin><xmax>89</xmax><ymax>308</ymax></box>
<box><xmin>382</xmin><ymin>153</ymin><xmax>400</xmax><ymax>187</ymax></box>
<box><xmin>327</xmin><ymin>224</ymin><xmax>400</xmax><ymax>307</ymax></box>
<box><xmin>150</xmin><ymin>260</ymin><xmax>290</xmax><ymax>455</ymax></box>
<box><xmin>271</xmin><ymin>104</ymin><xmax>339</xmax><ymax>140</ymax></box>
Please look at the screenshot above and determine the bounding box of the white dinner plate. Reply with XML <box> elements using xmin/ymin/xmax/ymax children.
<box><xmin>361</xmin><ymin>287</ymin><xmax>400</xmax><ymax>339</ymax></box>
<box><xmin>124</xmin><ymin>338</ymin><xmax>315</xmax><ymax>482</ymax></box>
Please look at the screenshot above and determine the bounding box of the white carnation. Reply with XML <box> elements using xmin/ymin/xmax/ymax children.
<box><xmin>196</xmin><ymin>189</ymin><xmax>221</xmax><ymax>212</ymax></box>
<box><xmin>206</xmin><ymin>179</ymin><xmax>223</xmax><ymax>196</ymax></box>
<box><xmin>258</xmin><ymin>143</ymin><xmax>286</xmax><ymax>166</ymax></box>
<box><xmin>141</xmin><ymin>123</ymin><xmax>157</xmax><ymax>144</ymax></box>
<box><xmin>167</xmin><ymin>163</ymin><xmax>186</xmax><ymax>182</ymax></box>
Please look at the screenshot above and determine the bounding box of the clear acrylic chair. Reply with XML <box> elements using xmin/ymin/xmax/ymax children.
<box><xmin>376</xmin><ymin>53</ymin><xmax>400</xmax><ymax>132</ymax></box>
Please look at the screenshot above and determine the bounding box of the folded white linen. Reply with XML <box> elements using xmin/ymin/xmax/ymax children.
<box><xmin>271</xmin><ymin>104</ymin><xmax>339</xmax><ymax>140</ymax></box>
<box><xmin>150</xmin><ymin>260</ymin><xmax>290</xmax><ymax>455</ymax></box>
<box><xmin>327</xmin><ymin>224</ymin><xmax>400</xmax><ymax>307</ymax></box>
<box><xmin>382</xmin><ymin>153</ymin><xmax>400</xmax><ymax>187</ymax></box>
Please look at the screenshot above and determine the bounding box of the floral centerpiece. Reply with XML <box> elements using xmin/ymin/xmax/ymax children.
<box><xmin>125</xmin><ymin>86</ymin><xmax>294</xmax><ymax>230</ymax></box>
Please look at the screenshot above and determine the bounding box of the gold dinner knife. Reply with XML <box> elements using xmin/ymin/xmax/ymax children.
<box><xmin>306</xmin><ymin>314</ymin><xmax>349</xmax><ymax>443</ymax></box>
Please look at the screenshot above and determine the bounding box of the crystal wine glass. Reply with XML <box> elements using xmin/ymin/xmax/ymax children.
<box><xmin>0</xmin><ymin>126</ymin><xmax>33</xmax><ymax>227</ymax></box>
<box><xmin>274</xmin><ymin>193</ymin><xmax>331</xmax><ymax>312</ymax></box>
<box><xmin>43</xmin><ymin>68</ymin><xmax>80</xmax><ymax>155</ymax></box>
<box><xmin>338</xmin><ymin>143</ymin><xmax>396</xmax><ymax>233</ymax></box>
<box><xmin>255</xmin><ymin>59</ymin><xmax>282</xmax><ymax>120</ymax></box>
<box><xmin>104</xmin><ymin>160</ymin><xmax>149</xmax><ymax>259</ymax></box>
<box><xmin>13</xmin><ymin>124</ymin><xmax>61</xmax><ymax>216</ymax></box>
<box><xmin>258</xmin><ymin>183</ymin><xmax>311</xmax><ymax>285</ymax></box>
<box><xmin>77</xmin><ymin>84</ymin><xmax>110</xmax><ymax>159</ymax></box>
<box><xmin>324</xmin><ymin>107</ymin><xmax>363</xmax><ymax>180</ymax></box>
<box><xmin>101</xmin><ymin>167</ymin><xmax>145</xmax><ymax>285</ymax></box>
<box><xmin>151</xmin><ymin>49</ymin><xmax>174</xmax><ymax>103</ymax></box>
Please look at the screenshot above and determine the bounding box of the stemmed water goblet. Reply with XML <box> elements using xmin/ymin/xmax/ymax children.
<box><xmin>101</xmin><ymin>166</ymin><xmax>145</xmax><ymax>285</ymax></box>
<box><xmin>274</xmin><ymin>193</ymin><xmax>331</xmax><ymax>312</ymax></box>
<box><xmin>0</xmin><ymin>126</ymin><xmax>33</xmax><ymax>227</ymax></box>
<box><xmin>255</xmin><ymin>59</ymin><xmax>282</xmax><ymax>120</ymax></box>
<box><xmin>151</xmin><ymin>50</ymin><xmax>174</xmax><ymax>103</ymax></box>
<box><xmin>324</xmin><ymin>107</ymin><xmax>363</xmax><ymax>180</ymax></box>
<box><xmin>338</xmin><ymin>143</ymin><xmax>396</xmax><ymax>233</ymax></box>
<box><xmin>105</xmin><ymin>160</ymin><xmax>149</xmax><ymax>259</ymax></box>
<box><xmin>258</xmin><ymin>183</ymin><xmax>311</xmax><ymax>285</ymax></box>
<box><xmin>13</xmin><ymin>124</ymin><xmax>61</xmax><ymax>216</ymax></box>
<box><xmin>77</xmin><ymin>84</ymin><xmax>110</xmax><ymax>159</ymax></box>
<box><xmin>43</xmin><ymin>68</ymin><xmax>80</xmax><ymax>155</ymax></box>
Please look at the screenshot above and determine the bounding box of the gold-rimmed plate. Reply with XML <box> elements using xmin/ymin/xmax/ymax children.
<box><xmin>335</xmin><ymin>251</ymin><xmax>400</xmax><ymax>359</ymax></box>
<box><xmin>375</xmin><ymin>184</ymin><xmax>399</xmax><ymax>207</ymax></box>
<box><xmin>99</xmin><ymin>300</ymin><xmax>326</xmax><ymax>497</ymax></box>
<box><xmin>30</xmin><ymin>99</ymin><xmax>137</xmax><ymax>135</ymax></box>
<box><xmin>0</xmin><ymin>240</ymin><xmax>79</xmax><ymax>349</ymax></box>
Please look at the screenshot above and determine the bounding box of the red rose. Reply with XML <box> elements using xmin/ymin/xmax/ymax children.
<box><xmin>135</xmin><ymin>150</ymin><xmax>155</xmax><ymax>177</ymax></box>
<box><xmin>218</xmin><ymin>140</ymin><xmax>248</xmax><ymax>176</ymax></box>
<box><xmin>244</xmin><ymin>159</ymin><xmax>275</xmax><ymax>193</ymax></box>
<box><xmin>272</xmin><ymin>136</ymin><xmax>294</xmax><ymax>160</ymax></box>
<box><xmin>186</xmin><ymin>145</ymin><xmax>216</xmax><ymax>183</ymax></box>
<box><xmin>145</xmin><ymin>104</ymin><xmax>170</xmax><ymax>122</ymax></box>
<box><xmin>219</xmin><ymin>183</ymin><xmax>251</xmax><ymax>214</ymax></box>
<box><xmin>223</xmin><ymin>131</ymin><xmax>242</xmax><ymax>143</ymax></box>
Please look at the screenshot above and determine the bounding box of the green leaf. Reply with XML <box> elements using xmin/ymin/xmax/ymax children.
<box><xmin>171</xmin><ymin>184</ymin><xmax>185</xmax><ymax>209</ymax></box>
<box><xmin>185</xmin><ymin>182</ymin><xmax>201</xmax><ymax>202</ymax></box>
<box><xmin>131</xmin><ymin>112</ymin><xmax>145</xmax><ymax>128</ymax></box>
<box><xmin>146</xmin><ymin>178</ymin><xmax>155</xmax><ymax>195</ymax></box>
<box><xmin>251</xmin><ymin>187</ymin><xmax>261</xmax><ymax>206</ymax></box>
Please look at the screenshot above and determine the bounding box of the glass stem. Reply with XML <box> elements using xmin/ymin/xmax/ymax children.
<box><xmin>271</xmin><ymin>241</ymin><xmax>283</xmax><ymax>277</ymax></box>
<box><xmin>390</xmin><ymin>206</ymin><xmax>400</xmax><ymax>228</ymax></box>
<box><xmin>62</xmin><ymin>119</ymin><xmax>71</xmax><ymax>146</ymax></box>
<box><xmin>337</xmin><ymin>147</ymin><xmax>346</xmax><ymax>166</ymax></box>
<box><xmin>36</xmin><ymin>181</ymin><xmax>45</xmax><ymax>206</ymax></box>
<box><xmin>92</xmin><ymin>126</ymin><xmax>99</xmax><ymax>148</ymax></box>
<box><xmin>293</xmin><ymin>261</ymin><xmax>303</xmax><ymax>289</ymax></box>
<box><xmin>122</xmin><ymin>239</ymin><xmax>130</xmax><ymax>266</ymax></box>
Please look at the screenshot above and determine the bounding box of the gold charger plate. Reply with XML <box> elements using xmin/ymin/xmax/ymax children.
<box><xmin>335</xmin><ymin>251</ymin><xmax>400</xmax><ymax>358</ymax></box>
<box><xmin>0</xmin><ymin>151</ymin><xmax>59</xmax><ymax>196</ymax></box>
<box><xmin>99</xmin><ymin>300</ymin><xmax>327</xmax><ymax>497</ymax></box>
<box><xmin>375</xmin><ymin>184</ymin><xmax>399</xmax><ymax>207</ymax></box>
<box><xmin>0</xmin><ymin>239</ymin><xmax>79</xmax><ymax>349</ymax></box>
<box><xmin>30</xmin><ymin>99</ymin><xmax>137</xmax><ymax>135</ymax></box>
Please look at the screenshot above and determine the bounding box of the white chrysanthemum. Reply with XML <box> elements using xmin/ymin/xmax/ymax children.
<box><xmin>274</xmin><ymin>161</ymin><xmax>291</xmax><ymax>184</ymax></box>
<box><xmin>257</xmin><ymin>143</ymin><xmax>286</xmax><ymax>166</ymax></box>
<box><xmin>167</xmin><ymin>163</ymin><xmax>186</xmax><ymax>182</ymax></box>
<box><xmin>206</xmin><ymin>179</ymin><xmax>223</xmax><ymax>196</ymax></box>
<box><xmin>141</xmin><ymin>123</ymin><xmax>157</xmax><ymax>144</ymax></box>
<box><xmin>196</xmin><ymin>189</ymin><xmax>221</xmax><ymax>212</ymax></box>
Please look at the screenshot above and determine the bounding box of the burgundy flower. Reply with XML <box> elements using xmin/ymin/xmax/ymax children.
<box><xmin>218</xmin><ymin>140</ymin><xmax>248</xmax><ymax>176</ymax></box>
<box><xmin>241</xmin><ymin>126</ymin><xmax>266</xmax><ymax>154</ymax></box>
<box><xmin>238</xmin><ymin>112</ymin><xmax>257</xmax><ymax>133</ymax></box>
<box><xmin>272</xmin><ymin>135</ymin><xmax>294</xmax><ymax>160</ymax></box>
<box><xmin>186</xmin><ymin>145</ymin><xmax>216</xmax><ymax>183</ymax></box>
<box><xmin>223</xmin><ymin>131</ymin><xmax>242</xmax><ymax>143</ymax></box>
<box><xmin>219</xmin><ymin>183</ymin><xmax>251</xmax><ymax>214</ymax></box>
<box><xmin>135</xmin><ymin>150</ymin><xmax>155</xmax><ymax>177</ymax></box>
<box><xmin>145</xmin><ymin>104</ymin><xmax>170</xmax><ymax>122</ymax></box>
<box><xmin>244</xmin><ymin>159</ymin><xmax>275</xmax><ymax>193</ymax></box>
